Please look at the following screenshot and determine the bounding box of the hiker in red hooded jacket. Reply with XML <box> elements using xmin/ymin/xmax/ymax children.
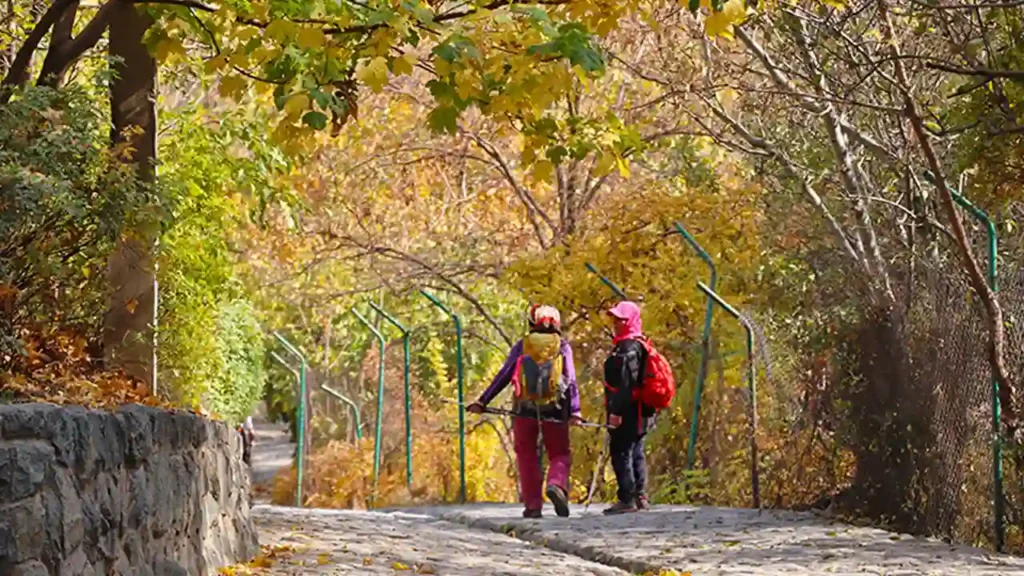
<box><xmin>603</xmin><ymin>300</ymin><xmax>656</xmax><ymax>514</ymax></box>
<box><xmin>467</xmin><ymin>305</ymin><xmax>582</xmax><ymax>519</ymax></box>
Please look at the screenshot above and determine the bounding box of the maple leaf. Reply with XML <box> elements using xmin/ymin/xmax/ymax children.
<box><xmin>297</xmin><ymin>27</ymin><xmax>326</xmax><ymax>49</ymax></box>
<box><xmin>427</xmin><ymin>106</ymin><xmax>458</xmax><ymax>135</ymax></box>
<box><xmin>218</xmin><ymin>75</ymin><xmax>247</xmax><ymax>100</ymax></box>
<box><xmin>531</xmin><ymin>160</ymin><xmax>555</xmax><ymax>183</ymax></box>
<box><xmin>356</xmin><ymin>57</ymin><xmax>391</xmax><ymax>93</ymax></box>
<box><xmin>392</xmin><ymin>53</ymin><xmax>417</xmax><ymax>76</ymax></box>
<box><xmin>704</xmin><ymin>0</ymin><xmax>748</xmax><ymax>38</ymax></box>
<box><xmin>283</xmin><ymin>94</ymin><xmax>311</xmax><ymax>118</ymax></box>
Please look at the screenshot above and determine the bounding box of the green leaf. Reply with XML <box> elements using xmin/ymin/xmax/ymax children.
<box><xmin>527</xmin><ymin>24</ymin><xmax>605</xmax><ymax>73</ymax></box>
<box><xmin>308</xmin><ymin>87</ymin><xmax>331</xmax><ymax>109</ymax></box>
<box><xmin>434</xmin><ymin>43</ymin><xmax>460</xmax><ymax>62</ymax></box>
<box><xmin>427</xmin><ymin>105</ymin><xmax>459</xmax><ymax>135</ymax></box>
<box><xmin>402</xmin><ymin>0</ymin><xmax>434</xmax><ymax>23</ymax></box>
<box><xmin>546</xmin><ymin>145</ymin><xmax>569</xmax><ymax>164</ymax></box>
<box><xmin>302</xmin><ymin>111</ymin><xmax>329</xmax><ymax>130</ymax></box>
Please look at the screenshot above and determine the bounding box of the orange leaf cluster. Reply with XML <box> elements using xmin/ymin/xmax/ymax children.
<box><xmin>0</xmin><ymin>329</ymin><xmax>170</xmax><ymax>411</ymax></box>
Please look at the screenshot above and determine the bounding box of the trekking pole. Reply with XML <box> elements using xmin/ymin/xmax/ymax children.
<box><xmin>584</xmin><ymin>436</ymin><xmax>610</xmax><ymax>511</ymax></box>
<box><xmin>442</xmin><ymin>399</ymin><xmax>612</xmax><ymax>429</ymax></box>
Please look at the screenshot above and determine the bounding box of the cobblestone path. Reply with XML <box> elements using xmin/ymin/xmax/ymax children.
<box><xmin>242</xmin><ymin>420</ymin><xmax>1024</xmax><ymax>575</ymax></box>
<box><xmin>240</xmin><ymin>502</ymin><xmax>1024</xmax><ymax>576</ymax></box>
<box><xmin>243</xmin><ymin>505</ymin><xmax>627</xmax><ymax>575</ymax></box>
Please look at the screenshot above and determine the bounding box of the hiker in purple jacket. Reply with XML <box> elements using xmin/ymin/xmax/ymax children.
<box><xmin>468</xmin><ymin>305</ymin><xmax>582</xmax><ymax>518</ymax></box>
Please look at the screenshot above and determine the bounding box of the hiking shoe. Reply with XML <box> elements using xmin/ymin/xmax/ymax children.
<box><xmin>602</xmin><ymin>501</ymin><xmax>638</xmax><ymax>515</ymax></box>
<box><xmin>523</xmin><ymin>508</ymin><xmax>542</xmax><ymax>519</ymax></box>
<box><xmin>637</xmin><ymin>494</ymin><xmax>651</xmax><ymax>511</ymax></box>
<box><xmin>546</xmin><ymin>485</ymin><xmax>570</xmax><ymax>518</ymax></box>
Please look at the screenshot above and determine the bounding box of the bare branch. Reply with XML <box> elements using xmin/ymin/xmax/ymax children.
<box><xmin>0</xmin><ymin>0</ymin><xmax>77</xmax><ymax>101</ymax></box>
<box><xmin>465</xmin><ymin>131</ymin><xmax>555</xmax><ymax>249</ymax></box>
<box><xmin>924</xmin><ymin>60</ymin><xmax>1024</xmax><ymax>81</ymax></box>
<box><xmin>735</xmin><ymin>25</ymin><xmax>899</xmax><ymax>162</ymax></box>
<box><xmin>38</xmin><ymin>0</ymin><xmax>119</xmax><ymax>88</ymax></box>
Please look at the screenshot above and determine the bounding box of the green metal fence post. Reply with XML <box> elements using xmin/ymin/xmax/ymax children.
<box><xmin>369</xmin><ymin>302</ymin><xmax>414</xmax><ymax>489</ymax></box>
<box><xmin>420</xmin><ymin>290</ymin><xmax>467</xmax><ymax>503</ymax></box>
<box><xmin>695</xmin><ymin>282</ymin><xmax>760</xmax><ymax>510</ymax></box>
<box><xmin>352</xmin><ymin>308</ymin><xmax>387</xmax><ymax>507</ymax></box>
<box><xmin>273</xmin><ymin>332</ymin><xmax>308</xmax><ymax>508</ymax></box>
<box><xmin>585</xmin><ymin>262</ymin><xmax>630</xmax><ymax>299</ymax></box>
<box><xmin>270</xmin><ymin>350</ymin><xmax>299</xmax><ymax>391</ymax></box>
<box><xmin>923</xmin><ymin>170</ymin><xmax>1004</xmax><ymax>551</ymax></box>
<box><xmin>672</xmin><ymin>222</ymin><xmax>718</xmax><ymax>471</ymax></box>
<box><xmin>320</xmin><ymin>384</ymin><xmax>363</xmax><ymax>441</ymax></box>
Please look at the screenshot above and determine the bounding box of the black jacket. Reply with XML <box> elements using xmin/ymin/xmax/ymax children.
<box><xmin>604</xmin><ymin>338</ymin><xmax>655</xmax><ymax>435</ymax></box>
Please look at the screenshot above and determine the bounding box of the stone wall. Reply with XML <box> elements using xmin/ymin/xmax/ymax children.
<box><xmin>0</xmin><ymin>403</ymin><xmax>260</xmax><ymax>575</ymax></box>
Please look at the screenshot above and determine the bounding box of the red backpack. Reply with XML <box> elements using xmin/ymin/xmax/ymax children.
<box><xmin>637</xmin><ymin>337</ymin><xmax>676</xmax><ymax>410</ymax></box>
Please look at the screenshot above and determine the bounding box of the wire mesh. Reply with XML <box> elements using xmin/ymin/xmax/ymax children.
<box><xmin>905</xmin><ymin>260</ymin><xmax>993</xmax><ymax>545</ymax></box>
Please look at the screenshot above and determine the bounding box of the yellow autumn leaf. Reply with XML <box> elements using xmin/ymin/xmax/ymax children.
<box><xmin>234</xmin><ymin>27</ymin><xmax>258</xmax><ymax>42</ymax></box>
<box><xmin>297</xmin><ymin>26</ymin><xmax>327</xmax><ymax>49</ymax></box>
<box><xmin>616</xmin><ymin>155</ymin><xmax>631</xmax><ymax>178</ymax></box>
<box><xmin>532</xmin><ymin>160</ymin><xmax>555</xmax><ymax>183</ymax></box>
<box><xmin>316</xmin><ymin>553</ymin><xmax>332</xmax><ymax>565</ymax></box>
<box><xmin>392</xmin><ymin>52</ymin><xmax>416</xmax><ymax>76</ymax></box>
<box><xmin>265</xmin><ymin>20</ymin><xmax>295</xmax><ymax>43</ymax></box>
<box><xmin>283</xmin><ymin>93</ymin><xmax>311</xmax><ymax>118</ymax></box>
<box><xmin>153</xmin><ymin>37</ymin><xmax>185</xmax><ymax>63</ymax></box>
<box><xmin>392</xmin><ymin>561</ymin><xmax>411</xmax><ymax>571</ymax></box>
<box><xmin>218</xmin><ymin>75</ymin><xmax>247</xmax><ymax>100</ymax></box>
<box><xmin>229</xmin><ymin>52</ymin><xmax>249</xmax><ymax>68</ymax></box>
<box><xmin>356</xmin><ymin>57</ymin><xmax>390</xmax><ymax>92</ymax></box>
<box><xmin>704</xmin><ymin>0</ymin><xmax>748</xmax><ymax>38</ymax></box>
<box><xmin>822</xmin><ymin>0</ymin><xmax>847</xmax><ymax>8</ymax></box>
<box><xmin>248</xmin><ymin>554</ymin><xmax>274</xmax><ymax>568</ymax></box>
<box><xmin>594</xmin><ymin>152</ymin><xmax>616</xmax><ymax>176</ymax></box>
<box><xmin>204</xmin><ymin>54</ymin><xmax>229</xmax><ymax>74</ymax></box>
<box><xmin>455</xmin><ymin>69</ymin><xmax>478</xmax><ymax>100</ymax></box>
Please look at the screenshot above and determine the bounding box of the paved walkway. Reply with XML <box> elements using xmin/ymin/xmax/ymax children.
<box><xmin>242</xmin><ymin>502</ymin><xmax>1024</xmax><ymax>575</ymax></box>
<box><xmin>429</xmin><ymin>504</ymin><xmax>1024</xmax><ymax>575</ymax></box>
<box><xmin>241</xmin><ymin>420</ymin><xmax>1024</xmax><ymax>575</ymax></box>
<box><xmin>248</xmin><ymin>506</ymin><xmax>627</xmax><ymax>575</ymax></box>
<box><xmin>249</xmin><ymin>418</ymin><xmax>295</xmax><ymax>492</ymax></box>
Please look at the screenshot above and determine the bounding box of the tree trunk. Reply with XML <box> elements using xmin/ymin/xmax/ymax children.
<box><xmin>104</xmin><ymin>2</ymin><xmax>157</xmax><ymax>385</ymax></box>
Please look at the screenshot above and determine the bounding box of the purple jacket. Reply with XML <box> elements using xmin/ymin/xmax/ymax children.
<box><xmin>478</xmin><ymin>338</ymin><xmax>581</xmax><ymax>417</ymax></box>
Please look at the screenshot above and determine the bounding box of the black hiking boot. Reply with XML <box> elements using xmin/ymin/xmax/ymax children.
<box><xmin>523</xmin><ymin>508</ymin><xmax>543</xmax><ymax>519</ymax></box>
<box><xmin>637</xmin><ymin>494</ymin><xmax>650</xmax><ymax>511</ymax></box>
<box><xmin>602</xmin><ymin>500</ymin><xmax>638</xmax><ymax>515</ymax></box>
<box><xmin>546</xmin><ymin>485</ymin><xmax>570</xmax><ymax>518</ymax></box>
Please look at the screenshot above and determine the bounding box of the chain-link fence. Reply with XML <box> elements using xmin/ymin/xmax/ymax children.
<box><xmin>996</xmin><ymin>258</ymin><xmax>1024</xmax><ymax>551</ymax></box>
<box><xmin>818</xmin><ymin>253</ymin><xmax>1018</xmax><ymax>551</ymax></box>
<box><xmin>690</xmin><ymin>251</ymin><xmax>1018</xmax><ymax>552</ymax></box>
<box><xmin>905</xmin><ymin>260</ymin><xmax>994</xmax><ymax>546</ymax></box>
